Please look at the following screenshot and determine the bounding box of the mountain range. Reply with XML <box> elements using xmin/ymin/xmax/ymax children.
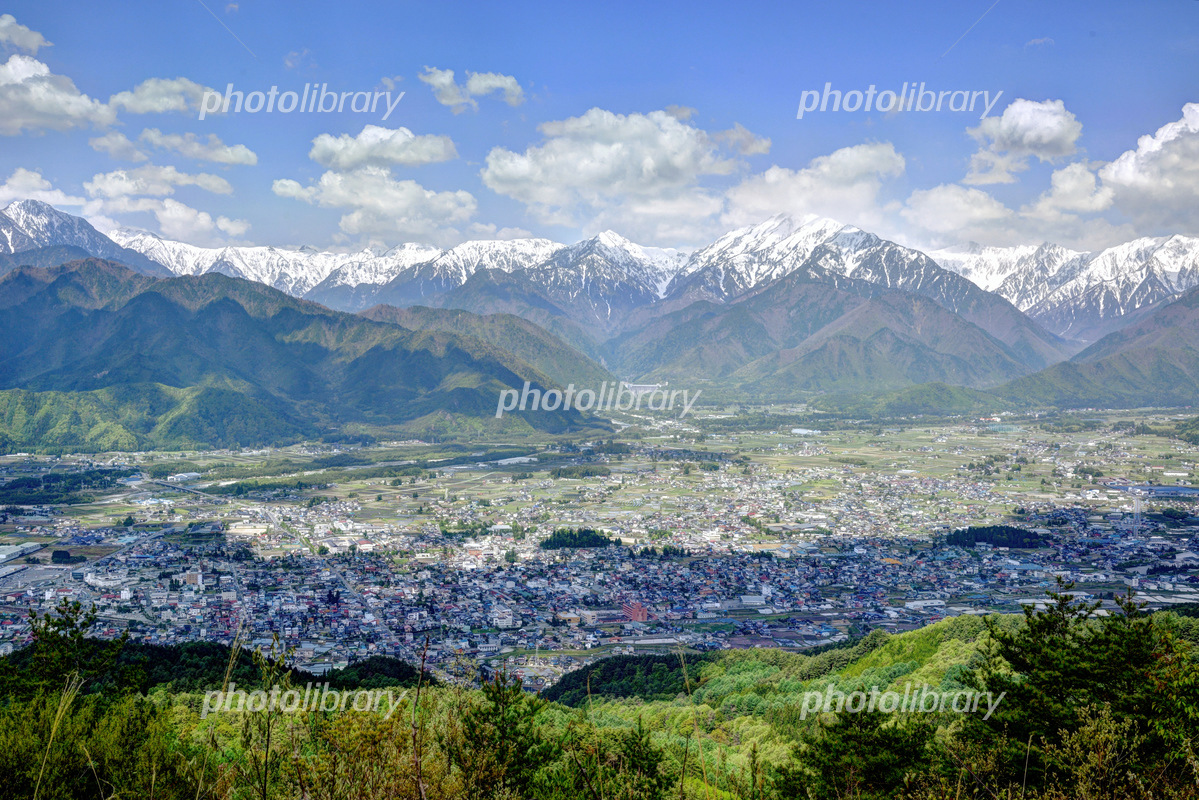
<box><xmin>929</xmin><ymin>235</ymin><xmax>1199</xmax><ymax>342</ymax></box>
<box><xmin>7</xmin><ymin>199</ymin><xmax>1199</xmax><ymax>352</ymax></box>
<box><xmin>1</xmin><ymin>198</ymin><xmax>1198</xmax><ymax>449</ymax></box>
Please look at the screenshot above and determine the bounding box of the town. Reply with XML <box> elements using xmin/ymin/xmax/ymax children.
<box><xmin>2</xmin><ymin>410</ymin><xmax>1198</xmax><ymax>690</ymax></box>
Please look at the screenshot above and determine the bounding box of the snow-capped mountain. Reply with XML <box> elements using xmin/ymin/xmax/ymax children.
<box><xmin>6</xmin><ymin>197</ymin><xmax>1199</xmax><ymax>351</ymax></box>
<box><xmin>929</xmin><ymin>242</ymin><xmax>1090</xmax><ymax>311</ymax></box>
<box><xmin>666</xmin><ymin>214</ymin><xmax>846</xmax><ymax>301</ymax></box>
<box><xmin>107</xmin><ymin>228</ymin><xmax>365</xmax><ymax>296</ymax></box>
<box><xmin>667</xmin><ymin>213</ymin><xmax>1022</xmax><ymax>309</ymax></box>
<box><xmin>931</xmin><ymin>236</ymin><xmax>1199</xmax><ymax>341</ymax></box>
<box><xmin>1027</xmin><ymin>235</ymin><xmax>1199</xmax><ymax>341</ymax></box>
<box><xmin>319</xmin><ymin>243</ymin><xmax>444</xmax><ymax>289</ymax></box>
<box><xmin>663</xmin><ymin>213</ymin><xmax>1073</xmax><ymax>368</ymax></box>
<box><xmin>1</xmin><ymin>200</ymin><xmax>169</xmax><ymax>275</ymax></box>
<box><xmin>369</xmin><ymin>237</ymin><xmax>566</xmax><ymax>308</ymax></box>
<box><xmin>519</xmin><ymin>230</ymin><xmax>682</xmax><ymax>323</ymax></box>
<box><xmin>292</xmin><ymin>243</ymin><xmax>441</xmax><ymax>309</ymax></box>
<box><xmin>0</xmin><ymin>211</ymin><xmax>37</xmax><ymax>253</ymax></box>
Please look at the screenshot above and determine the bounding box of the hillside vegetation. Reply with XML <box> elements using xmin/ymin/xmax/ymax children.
<box><xmin>3</xmin><ymin>584</ymin><xmax>1198</xmax><ymax>799</ymax></box>
<box><xmin>0</xmin><ymin>261</ymin><xmax>604</xmax><ymax>451</ymax></box>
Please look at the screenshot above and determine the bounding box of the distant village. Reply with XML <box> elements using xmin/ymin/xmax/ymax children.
<box><xmin>2</xmin><ymin>422</ymin><xmax>1198</xmax><ymax>688</ymax></box>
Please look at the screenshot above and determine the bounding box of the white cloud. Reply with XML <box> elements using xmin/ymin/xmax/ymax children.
<box><xmin>98</xmin><ymin>195</ymin><xmax>249</xmax><ymax>242</ymax></box>
<box><xmin>419</xmin><ymin>67</ymin><xmax>473</xmax><ymax>111</ymax></box>
<box><xmin>284</xmin><ymin>48</ymin><xmax>311</xmax><ymax>70</ymax></box>
<box><xmin>468</xmin><ymin>222</ymin><xmax>535</xmax><ymax>240</ymax></box>
<box><xmin>308</xmin><ymin>125</ymin><xmax>456</xmax><ymax>169</ymax></box>
<box><xmin>108</xmin><ymin>77</ymin><xmax>217</xmax><ymax>114</ymax></box>
<box><xmin>89</xmin><ymin>131</ymin><xmax>149</xmax><ymax>162</ymax></box>
<box><xmin>0</xmin><ymin>167</ymin><xmax>85</xmax><ymax>206</ymax></box>
<box><xmin>723</xmin><ymin>142</ymin><xmax>904</xmax><ymax>230</ymax></box>
<box><xmin>1028</xmin><ymin>162</ymin><xmax>1113</xmax><ymax>218</ymax></box>
<box><xmin>664</xmin><ymin>105</ymin><xmax>696</xmax><ymax>121</ymax></box>
<box><xmin>0</xmin><ymin>14</ymin><xmax>50</xmax><ymax>54</ymax></box>
<box><xmin>898</xmin><ymin>179</ymin><xmax>1131</xmax><ymax>251</ymax></box>
<box><xmin>84</xmin><ymin>165</ymin><xmax>233</xmax><ymax>199</ymax></box>
<box><xmin>1098</xmin><ymin>102</ymin><xmax>1199</xmax><ymax>230</ymax></box>
<box><xmin>715</xmin><ymin>123</ymin><xmax>771</xmax><ymax>156</ymax></box>
<box><xmin>902</xmin><ymin>184</ymin><xmax>1014</xmax><ymax>234</ymax></box>
<box><xmin>139</xmin><ymin>128</ymin><xmax>257</xmax><ymax>165</ymax></box>
<box><xmin>965</xmin><ymin>98</ymin><xmax>1082</xmax><ymax>184</ymax></box>
<box><xmin>482</xmin><ymin>107</ymin><xmax>737</xmax><ymax>234</ymax></box>
<box><xmin>273</xmin><ymin>166</ymin><xmax>476</xmax><ymax>245</ymax></box>
<box><xmin>420</xmin><ymin>66</ymin><xmax>524</xmax><ymax>112</ymax></box>
<box><xmin>0</xmin><ymin>54</ymin><xmax>115</xmax><ymax>134</ymax></box>
<box><xmin>463</xmin><ymin>72</ymin><xmax>524</xmax><ymax>106</ymax></box>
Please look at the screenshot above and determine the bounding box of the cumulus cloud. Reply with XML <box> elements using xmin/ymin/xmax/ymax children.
<box><xmin>482</xmin><ymin>107</ymin><xmax>738</xmax><ymax>234</ymax></box>
<box><xmin>463</xmin><ymin>71</ymin><xmax>524</xmax><ymax>106</ymax></box>
<box><xmin>99</xmin><ymin>195</ymin><xmax>249</xmax><ymax>241</ymax></box>
<box><xmin>902</xmin><ymin>184</ymin><xmax>1013</xmax><ymax>234</ymax></box>
<box><xmin>0</xmin><ymin>14</ymin><xmax>50</xmax><ymax>54</ymax></box>
<box><xmin>419</xmin><ymin>67</ymin><xmax>472</xmax><ymax>110</ymax></box>
<box><xmin>0</xmin><ymin>54</ymin><xmax>115</xmax><ymax>134</ymax></box>
<box><xmin>273</xmin><ymin>166</ymin><xmax>477</xmax><ymax>244</ymax></box>
<box><xmin>0</xmin><ymin>167</ymin><xmax>85</xmax><ymax>207</ymax></box>
<box><xmin>420</xmin><ymin>66</ymin><xmax>524</xmax><ymax>112</ymax></box>
<box><xmin>965</xmin><ymin>98</ymin><xmax>1082</xmax><ymax>184</ymax></box>
<box><xmin>1098</xmin><ymin>103</ymin><xmax>1199</xmax><ymax>230</ymax></box>
<box><xmin>89</xmin><ymin>131</ymin><xmax>149</xmax><ymax>162</ymax></box>
<box><xmin>308</xmin><ymin>125</ymin><xmax>456</xmax><ymax>169</ymax></box>
<box><xmin>715</xmin><ymin>122</ymin><xmax>771</xmax><ymax>156</ymax></box>
<box><xmin>897</xmin><ymin>178</ymin><xmax>1131</xmax><ymax>251</ymax></box>
<box><xmin>1028</xmin><ymin>162</ymin><xmax>1113</xmax><ymax>219</ymax></box>
<box><xmin>723</xmin><ymin>142</ymin><xmax>904</xmax><ymax>230</ymax></box>
<box><xmin>468</xmin><ymin>222</ymin><xmax>535</xmax><ymax>240</ymax></box>
<box><xmin>108</xmin><ymin>77</ymin><xmax>218</xmax><ymax>114</ymax></box>
<box><xmin>84</xmin><ymin>165</ymin><xmax>233</xmax><ymax>199</ymax></box>
<box><xmin>138</xmin><ymin>128</ymin><xmax>257</xmax><ymax>165</ymax></box>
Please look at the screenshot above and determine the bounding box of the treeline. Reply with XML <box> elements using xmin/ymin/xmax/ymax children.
<box><xmin>947</xmin><ymin>524</ymin><xmax>1043</xmax><ymax>548</ymax></box>
<box><xmin>207</xmin><ymin>478</ymin><xmax>329</xmax><ymax>496</ymax></box>
<box><xmin>540</xmin><ymin>653</ymin><xmax>708</xmax><ymax>705</ymax></box>
<box><xmin>539</xmin><ymin>528</ymin><xmax>614</xmax><ymax>549</ymax></box>
<box><xmin>0</xmin><ymin>615</ymin><xmax>431</xmax><ymax>700</ymax></box>
<box><xmin>632</xmin><ymin>544</ymin><xmax>688</xmax><ymax>558</ymax></box>
<box><xmin>0</xmin><ymin>468</ymin><xmax>135</xmax><ymax>504</ymax></box>
<box><xmin>549</xmin><ymin>465</ymin><xmax>611</xmax><ymax>479</ymax></box>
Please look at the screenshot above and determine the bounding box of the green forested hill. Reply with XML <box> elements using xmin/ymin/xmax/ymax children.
<box><xmin>360</xmin><ymin>304</ymin><xmax>614</xmax><ymax>388</ymax></box>
<box><xmin>997</xmin><ymin>285</ymin><xmax>1199</xmax><ymax>408</ymax></box>
<box><xmin>0</xmin><ymin>260</ymin><xmax>603</xmax><ymax>451</ymax></box>
<box><xmin>2</xmin><ymin>590</ymin><xmax>1198</xmax><ymax>799</ymax></box>
<box><xmin>601</xmin><ymin>273</ymin><xmax>1036</xmax><ymax>393</ymax></box>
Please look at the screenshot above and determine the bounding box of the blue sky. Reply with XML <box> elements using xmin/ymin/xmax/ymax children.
<box><xmin>1</xmin><ymin>0</ymin><xmax>1197</xmax><ymax>252</ymax></box>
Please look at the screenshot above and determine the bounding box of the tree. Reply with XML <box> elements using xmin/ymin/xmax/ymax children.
<box><xmin>773</xmin><ymin>707</ymin><xmax>933</xmax><ymax>798</ymax></box>
<box><xmin>446</xmin><ymin>672</ymin><xmax>557</xmax><ymax>799</ymax></box>
<box><xmin>964</xmin><ymin>579</ymin><xmax>1199</xmax><ymax>789</ymax></box>
<box><xmin>25</xmin><ymin>599</ymin><xmax>128</xmax><ymax>693</ymax></box>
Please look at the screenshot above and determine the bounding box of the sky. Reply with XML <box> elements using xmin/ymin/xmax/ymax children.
<box><xmin>1</xmin><ymin>0</ymin><xmax>1197</xmax><ymax>254</ymax></box>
